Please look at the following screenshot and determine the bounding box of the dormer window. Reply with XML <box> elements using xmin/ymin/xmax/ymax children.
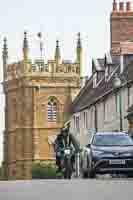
<box><xmin>93</xmin><ymin>72</ymin><xmax>97</xmax><ymax>88</ymax></box>
<box><xmin>105</xmin><ymin>66</ymin><xmax>109</xmax><ymax>81</ymax></box>
<box><xmin>106</xmin><ymin>52</ymin><xmax>112</xmax><ymax>65</ymax></box>
<box><xmin>92</xmin><ymin>58</ymin><xmax>105</xmax><ymax>87</ymax></box>
<box><xmin>120</xmin><ymin>53</ymin><xmax>124</xmax><ymax>73</ymax></box>
<box><xmin>104</xmin><ymin>52</ymin><xmax>113</xmax><ymax>81</ymax></box>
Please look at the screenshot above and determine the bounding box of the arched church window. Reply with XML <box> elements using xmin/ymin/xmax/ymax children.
<box><xmin>48</xmin><ymin>97</ymin><xmax>57</xmax><ymax>121</ymax></box>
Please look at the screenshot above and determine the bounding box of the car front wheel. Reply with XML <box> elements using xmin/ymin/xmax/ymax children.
<box><xmin>88</xmin><ymin>160</ymin><xmax>96</xmax><ymax>179</ymax></box>
<box><xmin>127</xmin><ymin>172</ymin><xmax>133</xmax><ymax>178</ymax></box>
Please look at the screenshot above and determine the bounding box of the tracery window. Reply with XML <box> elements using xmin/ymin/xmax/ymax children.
<box><xmin>47</xmin><ymin>97</ymin><xmax>57</xmax><ymax>121</ymax></box>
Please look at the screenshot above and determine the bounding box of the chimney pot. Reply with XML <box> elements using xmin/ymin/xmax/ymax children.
<box><xmin>119</xmin><ymin>2</ymin><xmax>124</xmax><ymax>11</ymax></box>
<box><xmin>113</xmin><ymin>0</ymin><xmax>117</xmax><ymax>12</ymax></box>
<box><xmin>126</xmin><ymin>2</ymin><xmax>131</xmax><ymax>11</ymax></box>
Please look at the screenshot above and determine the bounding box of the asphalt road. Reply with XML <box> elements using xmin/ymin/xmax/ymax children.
<box><xmin>0</xmin><ymin>179</ymin><xmax>133</xmax><ymax>200</ymax></box>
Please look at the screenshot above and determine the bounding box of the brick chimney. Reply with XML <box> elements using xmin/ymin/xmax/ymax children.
<box><xmin>111</xmin><ymin>1</ymin><xmax>133</xmax><ymax>55</ymax></box>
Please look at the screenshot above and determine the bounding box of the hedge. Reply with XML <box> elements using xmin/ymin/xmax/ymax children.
<box><xmin>32</xmin><ymin>163</ymin><xmax>63</xmax><ymax>179</ymax></box>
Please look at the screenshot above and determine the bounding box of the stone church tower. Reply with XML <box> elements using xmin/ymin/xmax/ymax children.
<box><xmin>2</xmin><ymin>32</ymin><xmax>82</xmax><ymax>180</ymax></box>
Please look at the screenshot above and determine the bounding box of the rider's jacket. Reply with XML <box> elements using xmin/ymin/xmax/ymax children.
<box><xmin>54</xmin><ymin>132</ymin><xmax>80</xmax><ymax>154</ymax></box>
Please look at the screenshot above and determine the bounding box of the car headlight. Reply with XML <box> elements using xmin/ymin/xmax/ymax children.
<box><xmin>123</xmin><ymin>152</ymin><xmax>133</xmax><ymax>157</ymax></box>
<box><xmin>92</xmin><ymin>150</ymin><xmax>104</xmax><ymax>156</ymax></box>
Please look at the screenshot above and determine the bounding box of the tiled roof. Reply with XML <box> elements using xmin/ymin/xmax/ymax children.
<box><xmin>71</xmin><ymin>54</ymin><xmax>133</xmax><ymax>114</ymax></box>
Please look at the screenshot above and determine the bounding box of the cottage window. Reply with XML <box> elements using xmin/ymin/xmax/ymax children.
<box><xmin>90</xmin><ymin>107</ymin><xmax>93</xmax><ymax>126</ymax></box>
<box><xmin>83</xmin><ymin>112</ymin><xmax>88</xmax><ymax>129</ymax></box>
<box><xmin>105</xmin><ymin>66</ymin><xmax>109</xmax><ymax>81</ymax></box>
<box><xmin>75</xmin><ymin>116</ymin><xmax>80</xmax><ymax>130</ymax></box>
<box><xmin>73</xmin><ymin>116</ymin><xmax>76</xmax><ymax>128</ymax></box>
<box><xmin>115</xmin><ymin>92</ymin><xmax>119</xmax><ymax>114</ymax></box>
<box><xmin>129</xmin><ymin>87</ymin><xmax>133</xmax><ymax>107</ymax></box>
<box><xmin>103</xmin><ymin>100</ymin><xmax>108</xmax><ymax>121</ymax></box>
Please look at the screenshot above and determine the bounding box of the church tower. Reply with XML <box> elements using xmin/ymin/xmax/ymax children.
<box><xmin>2</xmin><ymin>32</ymin><xmax>81</xmax><ymax>180</ymax></box>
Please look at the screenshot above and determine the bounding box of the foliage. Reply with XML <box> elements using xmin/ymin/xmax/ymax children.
<box><xmin>32</xmin><ymin>163</ymin><xmax>63</xmax><ymax>179</ymax></box>
<box><xmin>0</xmin><ymin>165</ymin><xmax>3</xmax><ymax>180</ymax></box>
<box><xmin>0</xmin><ymin>166</ymin><xmax>2</xmax><ymax>176</ymax></box>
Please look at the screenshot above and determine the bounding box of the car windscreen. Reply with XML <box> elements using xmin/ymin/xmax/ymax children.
<box><xmin>92</xmin><ymin>134</ymin><xmax>133</xmax><ymax>146</ymax></box>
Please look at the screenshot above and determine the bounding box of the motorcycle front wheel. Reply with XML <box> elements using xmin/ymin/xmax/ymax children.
<box><xmin>64</xmin><ymin>157</ymin><xmax>72</xmax><ymax>179</ymax></box>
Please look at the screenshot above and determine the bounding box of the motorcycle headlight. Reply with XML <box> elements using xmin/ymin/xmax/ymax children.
<box><xmin>64</xmin><ymin>149</ymin><xmax>71</xmax><ymax>155</ymax></box>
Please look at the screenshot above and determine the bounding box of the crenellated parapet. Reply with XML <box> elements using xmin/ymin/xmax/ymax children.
<box><xmin>3</xmin><ymin>32</ymin><xmax>82</xmax><ymax>82</ymax></box>
<box><xmin>5</xmin><ymin>59</ymin><xmax>80</xmax><ymax>81</ymax></box>
<box><xmin>32</xmin><ymin>59</ymin><xmax>79</xmax><ymax>74</ymax></box>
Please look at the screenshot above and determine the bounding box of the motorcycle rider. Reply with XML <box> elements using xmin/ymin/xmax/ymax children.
<box><xmin>54</xmin><ymin>122</ymin><xmax>80</xmax><ymax>173</ymax></box>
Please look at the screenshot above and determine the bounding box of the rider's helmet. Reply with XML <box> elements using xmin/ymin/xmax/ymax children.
<box><xmin>64</xmin><ymin>120</ymin><xmax>70</xmax><ymax>130</ymax></box>
<box><xmin>61</xmin><ymin>120</ymin><xmax>71</xmax><ymax>137</ymax></box>
<box><xmin>61</xmin><ymin>127</ymin><xmax>68</xmax><ymax>137</ymax></box>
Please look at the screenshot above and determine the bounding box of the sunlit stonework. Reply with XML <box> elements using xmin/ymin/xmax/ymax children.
<box><xmin>2</xmin><ymin>32</ymin><xmax>82</xmax><ymax>180</ymax></box>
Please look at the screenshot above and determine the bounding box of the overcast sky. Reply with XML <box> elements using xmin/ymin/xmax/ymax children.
<box><xmin>0</xmin><ymin>0</ymin><xmax>117</xmax><ymax>164</ymax></box>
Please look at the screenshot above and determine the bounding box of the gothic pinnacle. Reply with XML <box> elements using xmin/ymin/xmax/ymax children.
<box><xmin>23</xmin><ymin>31</ymin><xmax>28</xmax><ymax>49</ymax></box>
<box><xmin>55</xmin><ymin>39</ymin><xmax>60</xmax><ymax>61</ymax></box>
<box><xmin>113</xmin><ymin>0</ymin><xmax>117</xmax><ymax>12</ymax></box>
<box><xmin>3</xmin><ymin>37</ymin><xmax>8</xmax><ymax>57</ymax></box>
<box><xmin>23</xmin><ymin>31</ymin><xmax>29</xmax><ymax>62</ymax></box>
<box><xmin>2</xmin><ymin>37</ymin><xmax>8</xmax><ymax>81</ymax></box>
<box><xmin>77</xmin><ymin>32</ymin><xmax>81</xmax><ymax>48</ymax></box>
